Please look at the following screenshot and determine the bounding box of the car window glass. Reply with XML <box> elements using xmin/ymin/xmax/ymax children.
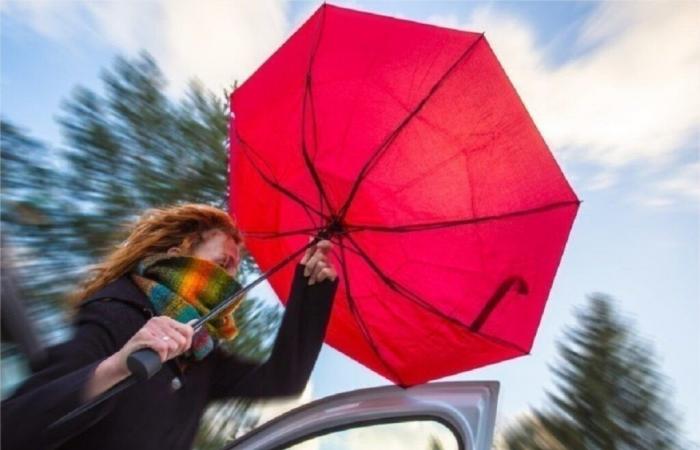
<box><xmin>1</xmin><ymin>347</ymin><xmax>30</xmax><ymax>399</ymax></box>
<box><xmin>282</xmin><ymin>419</ymin><xmax>459</xmax><ymax>450</ymax></box>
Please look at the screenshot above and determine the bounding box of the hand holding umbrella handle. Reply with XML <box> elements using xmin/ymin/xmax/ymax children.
<box><xmin>124</xmin><ymin>234</ymin><xmax>325</xmax><ymax>382</ymax></box>
<box><xmin>51</xmin><ymin>234</ymin><xmax>326</xmax><ymax>429</ymax></box>
<box><xmin>126</xmin><ymin>348</ymin><xmax>162</xmax><ymax>380</ymax></box>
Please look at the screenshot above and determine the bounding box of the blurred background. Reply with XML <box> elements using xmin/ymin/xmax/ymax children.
<box><xmin>1</xmin><ymin>1</ymin><xmax>698</xmax><ymax>449</ymax></box>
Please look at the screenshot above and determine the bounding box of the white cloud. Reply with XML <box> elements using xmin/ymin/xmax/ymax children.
<box><xmin>588</xmin><ymin>170</ymin><xmax>618</xmax><ymax>191</ymax></box>
<box><xmin>635</xmin><ymin>160</ymin><xmax>700</xmax><ymax>209</ymax></box>
<box><xmin>1</xmin><ymin>0</ymin><xmax>91</xmax><ymax>41</ymax></box>
<box><xmin>5</xmin><ymin>1</ymin><xmax>698</xmax><ymax>204</ymax></box>
<box><xmin>82</xmin><ymin>2</ymin><xmax>166</xmax><ymax>56</ymax></box>
<box><xmin>156</xmin><ymin>0</ymin><xmax>289</xmax><ymax>93</ymax></box>
<box><xmin>2</xmin><ymin>0</ymin><xmax>290</xmax><ymax>94</ymax></box>
<box><xmin>429</xmin><ymin>2</ymin><xmax>700</xmax><ymax>202</ymax></box>
<box><xmin>655</xmin><ymin>161</ymin><xmax>700</xmax><ymax>201</ymax></box>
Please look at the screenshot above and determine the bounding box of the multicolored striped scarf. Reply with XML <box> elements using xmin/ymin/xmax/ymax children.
<box><xmin>130</xmin><ymin>253</ymin><xmax>243</xmax><ymax>360</ymax></box>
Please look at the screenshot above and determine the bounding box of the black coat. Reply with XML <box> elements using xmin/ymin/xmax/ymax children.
<box><xmin>1</xmin><ymin>263</ymin><xmax>338</xmax><ymax>450</ymax></box>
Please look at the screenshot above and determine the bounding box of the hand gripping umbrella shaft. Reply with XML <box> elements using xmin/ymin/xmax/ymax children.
<box><xmin>127</xmin><ymin>233</ymin><xmax>324</xmax><ymax>378</ymax></box>
<box><xmin>50</xmin><ymin>233</ymin><xmax>329</xmax><ymax>430</ymax></box>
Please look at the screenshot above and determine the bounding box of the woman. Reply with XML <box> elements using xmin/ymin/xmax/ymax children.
<box><xmin>1</xmin><ymin>203</ymin><xmax>339</xmax><ymax>450</ymax></box>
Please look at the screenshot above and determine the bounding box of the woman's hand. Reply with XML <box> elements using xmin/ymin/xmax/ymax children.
<box><xmin>84</xmin><ymin>317</ymin><xmax>194</xmax><ymax>401</ymax></box>
<box><xmin>300</xmin><ymin>238</ymin><xmax>338</xmax><ymax>285</ymax></box>
<box><xmin>114</xmin><ymin>316</ymin><xmax>194</xmax><ymax>371</ymax></box>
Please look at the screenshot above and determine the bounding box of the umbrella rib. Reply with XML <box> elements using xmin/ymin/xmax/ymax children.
<box><xmin>336</xmin><ymin>34</ymin><xmax>486</xmax><ymax>220</ymax></box>
<box><xmin>243</xmin><ymin>225</ymin><xmax>355</xmax><ymax>240</ymax></box>
<box><xmin>346</xmin><ymin>199</ymin><xmax>581</xmax><ymax>234</ymax></box>
<box><xmin>300</xmin><ymin>4</ymin><xmax>338</xmax><ymax>221</ymax></box>
<box><xmin>301</xmin><ymin>75</ymin><xmax>338</xmax><ymax>218</ymax></box>
<box><xmin>243</xmin><ymin>226</ymin><xmax>328</xmax><ymax>239</ymax></box>
<box><xmin>306</xmin><ymin>3</ymin><xmax>327</xmax><ymax>71</ymax></box>
<box><xmin>342</xmin><ymin>233</ymin><xmax>469</xmax><ymax>328</ymax></box>
<box><xmin>234</xmin><ymin>129</ymin><xmax>330</xmax><ymax>223</ymax></box>
<box><xmin>382</xmin><ymin>142</ymin><xmax>490</xmax><ymax>199</ymax></box>
<box><xmin>337</xmin><ymin>239</ymin><xmax>407</xmax><ymax>386</ymax></box>
<box><xmin>342</xmin><ymin>232</ymin><xmax>529</xmax><ymax>355</ymax></box>
<box><xmin>244</xmin><ymin>221</ymin><xmax>358</xmax><ymax>240</ymax></box>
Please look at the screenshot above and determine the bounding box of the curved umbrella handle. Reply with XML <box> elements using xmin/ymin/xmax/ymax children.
<box><xmin>470</xmin><ymin>276</ymin><xmax>528</xmax><ymax>332</ymax></box>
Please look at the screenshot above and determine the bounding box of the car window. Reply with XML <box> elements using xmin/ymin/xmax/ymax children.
<box><xmin>0</xmin><ymin>346</ymin><xmax>31</xmax><ymax>399</ymax></box>
<box><xmin>281</xmin><ymin>419</ymin><xmax>459</xmax><ymax>450</ymax></box>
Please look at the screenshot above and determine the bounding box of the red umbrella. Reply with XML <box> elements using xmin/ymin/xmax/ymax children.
<box><xmin>229</xmin><ymin>4</ymin><xmax>580</xmax><ymax>386</ymax></box>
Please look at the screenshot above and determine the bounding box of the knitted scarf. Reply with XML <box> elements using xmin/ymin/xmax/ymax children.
<box><xmin>130</xmin><ymin>253</ymin><xmax>243</xmax><ymax>360</ymax></box>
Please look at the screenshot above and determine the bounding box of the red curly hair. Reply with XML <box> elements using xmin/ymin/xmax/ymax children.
<box><xmin>72</xmin><ymin>203</ymin><xmax>243</xmax><ymax>304</ymax></box>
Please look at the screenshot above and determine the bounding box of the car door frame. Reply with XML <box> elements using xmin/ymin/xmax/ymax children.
<box><xmin>223</xmin><ymin>381</ymin><xmax>500</xmax><ymax>450</ymax></box>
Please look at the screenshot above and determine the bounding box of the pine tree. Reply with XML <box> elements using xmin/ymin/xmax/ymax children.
<box><xmin>501</xmin><ymin>294</ymin><xmax>683</xmax><ymax>450</ymax></box>
<box><xmin>2</xmin><ymin>53</ymin><xmax>232</xmax><ymax>303</ymax></box>
<box><xmin>497</xmin><ymin>413</ymin><xmax>569</xmax><ymax>450</ymax></box>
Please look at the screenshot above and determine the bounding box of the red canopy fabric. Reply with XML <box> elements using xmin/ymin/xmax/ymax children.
<box><xmin>229</xmin><ymin>4</ymin><xmax>579</xmax><ymax>386</ymax></box>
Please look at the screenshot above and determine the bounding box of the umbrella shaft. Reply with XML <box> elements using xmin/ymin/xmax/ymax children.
<box><xmin>194</xmin><ymin>233</ymin><xmax>325</xmax><ymax>330</ymax></box>
<box><xmin>49</xmin><ymin>231</ymin><xmax>330</xmax><ymax>430</ymax></box>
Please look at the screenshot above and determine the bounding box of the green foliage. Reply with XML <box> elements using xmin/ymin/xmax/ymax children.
<box><xmin>2</xmin><ymin>52</ymin><xmax>240</xmax><ymax>302</ymax></box>
<box><xmin>224</xmin><ymin>295</ymin><xmax>283</xmax><ymax>363</ymax></box>
<box><xmin>497</xmin><ymin>414</ymin><xmax>569</xmax><ymax>450</ymax></box>
<box><xmin>56</xmin><ymin>52</ymin><xmax>230</xmax><ymax>257</ymax></box>
<box><xmin>1</xmin><ymin>120</ymin><xmax>82</xmax><ymax>303</ymax></box>
<box><xmin>428</xmin><ymin>434</ymin><xmax>445</xmax><ymax>450</ymax></box>
<box><xmin>193</xmin><ymin>398</ymin><xmax>259</xmax><ymax>450</ymax></box>
<box><xmin>500</xmin><ymin>294</ymin><xmax>683</xmax><ymax>450</ymax></box>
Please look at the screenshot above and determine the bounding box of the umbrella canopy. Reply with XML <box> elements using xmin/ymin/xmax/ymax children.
<box><xmin>229</xmin><ymin>4</ymin><xmax>580</xmax><ymax>386</ymax></box>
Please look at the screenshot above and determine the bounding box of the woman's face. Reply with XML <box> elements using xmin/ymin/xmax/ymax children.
<box><xmin>187</xmin><ymin>228</ymin><xmax>241</xmax><ymax>277</ymax></box>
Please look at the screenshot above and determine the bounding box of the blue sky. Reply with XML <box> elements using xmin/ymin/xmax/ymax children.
<box><xmin>2</xmin><ymin>0</ymin><xmax>698</xmax><ymax>444</ymax></box>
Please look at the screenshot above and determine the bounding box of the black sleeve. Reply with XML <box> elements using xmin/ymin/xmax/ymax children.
<box><xmin>0</xmin><ymin>300</ymin><xmax>145</xmax><ymax>450</ymax></box>
<box><xmin>208</xmin><ymin>263</ymin><xmax>338</xmax><ymax>400</ymax></box>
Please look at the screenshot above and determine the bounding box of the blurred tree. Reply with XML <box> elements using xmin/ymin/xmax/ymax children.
<box><xmin>2</xmin><ymin>53</ymin><xmax>256</xmax><ymax>304</ymax></box>
<box><xmin>500</xmin><ymin>294</ymin><xmax>683</xmax><ymax>450</ymax></box>
<box><xmin>427</xmin><ymin>434</ymin><xmax>445</xmax><ymax>450</ymax></box>
<box><xmin>1</xmin><ymin>52</ymin><xmax>283</xmax><ymax>447</ymax></box>
<box><xmin>193</xmin><ymin>398</ymin><xmax>259</xmax><ymax>450</ymax></box>
<box><xmin>0</xmin><ymin>120</ymin><xmax>75</xmax><ymax>305</ymax></box>
<box><xmin>496</xmin><ymin>413</ymin><xmax>568</xmax><ymax>450</ymax></box>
